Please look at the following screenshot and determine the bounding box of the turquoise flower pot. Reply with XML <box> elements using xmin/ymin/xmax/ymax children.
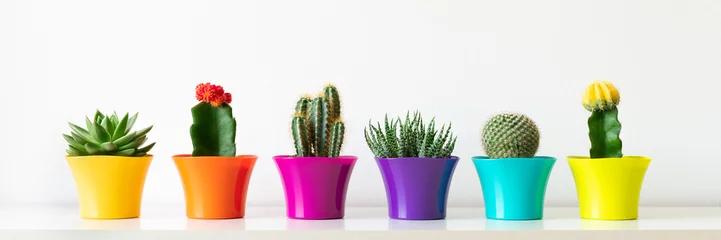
<box><xmin>472</xmin><ymin>156</ymin><xmax>556</xmax><ymax>220</ymax></box>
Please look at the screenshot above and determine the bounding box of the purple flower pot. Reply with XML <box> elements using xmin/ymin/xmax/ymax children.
<box><xmin>273</xmin><ymin>155</ymin><xmax>357</xmax><ymax>220</ymax></box>
<box><xmin>375</xmin><ymin>157</ymin><xmax>459</xmax><ymax>220</ymax></box>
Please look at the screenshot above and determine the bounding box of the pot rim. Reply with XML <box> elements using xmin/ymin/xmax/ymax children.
<box><xmin>567</xmin><ymin>156</ymin><xmax>651</xmax><ymax>161</ymax></box>
<box><xmin>374</xmin><ymin>156</ymin><xmax>459</xmax><ymax>161</ymax></box>
<box><xmin>472</xmin><ymin>156</ymin><xmax>556</xmax><ymax>161</ymax></box>
<box><xmin>273</xmin><ymin>155</ymin><xmax>357</xmax><ymax>160</ymax></box>
<box><xmin>65</xmin><ymin>154</ymin><xmax>154</xmax><ymax>159</ymax></box>
<box><xmin>172</xmin><ymin>154</ymin><xmax>258</xmax><ymax>159</ymax></box>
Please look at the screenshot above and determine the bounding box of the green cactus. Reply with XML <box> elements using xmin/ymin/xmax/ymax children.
<box><xmin>481</xmin><ymin>113</ymin><xmax>540</xmax><ymax>159</ymax></box>
<box><xmin>365</xmin><ymin>111</ymin><xmax>456</xmax><ymax>158</ymax></box>
<box><xmin>324</xmin><ymin>85</ymin><xmax>341</xmax><ymax>122</ymax></box>
<box><xmin>190</xmin><ymin>102</ymin><xmax>236</xmax><ymax>157</ymax></box>
<box><xmin>310</xmin><ymin>96</ymin><xmax>330</xmax><ymax>157</ymax></box>
<box><xmin>295</xmin><ymin>95</ymin><xmax>312</xmax><ymax>116</ymax></box>
<box><xmin>583</xmin><ymin>81</ymin><xmax>623</xmax><ymax>158</ymax></box>
<box><xmin>588</xmin><ymin>107</ymin><xmax>623</xmax><ymax>158</ymax></box>
<box><xmin>291</xmin><ymin>84</ymin><xmax>345</xmax><ymax>158</ymax></box>
<box><xmin>329</xmin><ymin>121</ymin><xmax>345</xmax><ymax>158</ymax></box>
<box><xmin>64</xmin><ymin>110</ymin><xmax>155</xmax><ymax>157</ymax></box>
<box><xmin>291</xmin><ymin>114</ymin><xmax>310</xmax><ymax>156</ymax></box>
<box><xmin>190</xmin><ymin>83</ymin><xmax>236</xmax><ymax>157</ymax></box>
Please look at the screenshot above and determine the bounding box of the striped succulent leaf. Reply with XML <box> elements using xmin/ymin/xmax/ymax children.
<box><xmin>364</xmin><ymin>111</ymin><xmax>456</xmax><ymax>159</ymax></box>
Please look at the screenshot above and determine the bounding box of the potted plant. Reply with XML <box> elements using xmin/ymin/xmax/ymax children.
<box><xmin>365</xmin><ymin>111</ymin><xmax>459</xmax><ymax>220</ymax></box>
<box><xmin>64</xmin><ymin>111</ymin><xmax>156</xmax><ymax>219</ymax></box>
<box><xmin>172</xmin><ymin>83</ymin><xmax>258</xmax><ymax>219</ymax></box>
<box><xmin>273</xmin><ymin>84</ymin><xmax>357</xmax><ymax>220</ymax></box>
<box><xmin>568</xmin><ymin>81</ymin><xmax>651</xmax><ymax>220</ymax></box>
<box><xmin>472</xmin><ymin>113</ymin><xmax>555</xmax><ymax>220</ymax></box>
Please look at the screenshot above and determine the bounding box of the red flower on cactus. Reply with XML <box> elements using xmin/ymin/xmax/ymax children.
<box><xmin>195</xmin><ymin>83</ymin><xmax>232</xmax><ymax>107</ymax></box>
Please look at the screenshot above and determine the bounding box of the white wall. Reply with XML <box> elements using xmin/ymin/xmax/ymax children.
<box><xmin>1</xmin><ymin>0</ymin><xmax>720</xmax><ymax>207</ymax></box>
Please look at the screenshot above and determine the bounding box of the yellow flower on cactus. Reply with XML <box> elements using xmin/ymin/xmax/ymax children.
<box><xmin>582</xmin><ymin>80</ymin><xmax>620</xmax><ymax>112</ymax></box>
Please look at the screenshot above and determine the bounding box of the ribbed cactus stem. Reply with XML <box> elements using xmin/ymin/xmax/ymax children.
<box><xmin>588</xmin><ymin>107</ymin><xmax>623</xmax><ymax>158</ymax></box>
<box><xmin>310</xmin><ymin>95</ymin><xmax>330</xmax><ymax>157</ymax></box>
<box><xmin>295</xmin><ymin>95</ymin><xmax>312</xmax><ymax>116</ymax></box>
<box><xmin>292</xmin><ymin>114</ymin><xmax>311</xmax><ymax>157</ymax></box>
<box><xmin>323</xmin><ymin>84</ymin><xmax>341</xmax><ymax>122</ymax></box>
<box><xmin>191</xmin><ymin>102</ymin><xmax>237</xmax><ymax>157</ymax></box>
<box><xmin>329</xmin><ymin>121</ymin><xmax>345</xmax><ymax>158</ymax></box>
<box><xmin>291</xmin><ymin>85</ymin><xmax>346</xmax><ymax>158</ymax></box>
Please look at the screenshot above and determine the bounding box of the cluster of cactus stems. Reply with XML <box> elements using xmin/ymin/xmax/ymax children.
<box><xmin>583</xmin><ymin>81</ymin><xmax>623</xmax><ymax>159</ymax></box>
<box><xmin>481</xmin><ymin>113</ymin><xmax>540</xmax><ymax>159</ymax></box>
<box><xmin>191</xmin><ymin>83</ymin><xmax>237</xmax><ymax>157</ymax></box>
<box><xmin>292</xmin><ymin>84</ymin><xmax>345</xmax><ymax>158</ymax></box>
<box><xmin>365</xmin><ymin>111</ymin><xmax>457</xmax><ymax>158</ymax></box>
<box><xmin>64</xmin><ymin>111</ymin><xmax>155</xmax><ymax>157</ymax></box>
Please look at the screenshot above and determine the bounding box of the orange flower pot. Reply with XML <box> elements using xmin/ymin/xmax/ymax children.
<box><xmin>172</xmin><ymin>154</ymin><xmax>257</xmax><ymax>219</ymax></box>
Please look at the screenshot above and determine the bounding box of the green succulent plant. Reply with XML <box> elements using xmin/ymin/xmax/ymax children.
<box><xmin>481</xmin><ymin>113</ymin><xmax>540</xmax><ymax>159</ymax></box>
<box><xmin>365</xmin><ymin>111</ymin><xmax>457</xmax><ymax>158</ymax></box>
<box><xmin>64</xmin><ymin>110</ymin><xmax>155</xmax><ymax>157</ymax></box>
<box><xmin>291</xmin><ymin>84</ymin><xmax>345</xmax><ymax>158</ymax></box>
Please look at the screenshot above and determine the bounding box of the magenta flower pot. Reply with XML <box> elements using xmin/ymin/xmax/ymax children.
<box><xmin>273</xmin><ymin>155</ymin><xmax>358</xmax><ymax>220</ymax></box>
<box><xmin>376</xmin><ymin>157</ymin><xmax>459</xmax><ymax>220</ymax></box>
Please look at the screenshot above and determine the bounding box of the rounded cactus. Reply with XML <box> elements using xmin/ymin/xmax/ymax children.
<box><xmin>583</xmin><ymin>80</ymin><xmax>620</xmax><ymax>112</ymax></box>
<box><xmin>481</xmin><ymin>113</ymin><xmax>540</xmax><ymax>159</ymax></box>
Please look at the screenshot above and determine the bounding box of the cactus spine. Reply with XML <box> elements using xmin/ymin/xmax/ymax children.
<box><xmin>583</xmin><ymin>81</ymin><xmax>623</xmax><ymax>158</ymax></box>
<box><xmin>481</xmin><ymin>113</ymin><xmax>540</xmax><ymax>159</ymax></box>
<box><xmin>291</xmin><ymin>84</ymin><xmax>345</xmax><ymax>158</ymax></box>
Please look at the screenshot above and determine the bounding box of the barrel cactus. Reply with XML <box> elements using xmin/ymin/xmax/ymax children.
<box><xmin>481</xmin><ymin>113</ymin><xmax>540</xmax><ymax>159</ymax></box>
<box><xmin>583</xmin><ymin>80</ymin><xmax>622</xmax><ymax>158</ymax></box>
<box><xmin>64</xmin><ymin>111</ymin><xmax>155</xmax><ymax>157</ymax></box>
<box><xmin>190</xmin><ymin>83</ymin><xmax>236</xmax><ymax>157</ymax></box>
<box><xmin>291</xmin><ymin>84</ymin><xmax>345</xmax><ymax>158</ymax></box>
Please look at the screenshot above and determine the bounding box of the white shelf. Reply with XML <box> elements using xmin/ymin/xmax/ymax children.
<box><xmin>1</xmin><ymin>205</ymin><xmax>721</xmax><ymax>239</ymax></box>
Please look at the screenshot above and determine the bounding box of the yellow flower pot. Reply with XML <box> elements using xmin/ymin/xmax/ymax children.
<box><xmin>66</xmin><ymin>155</ymin><xmax>153</xmax><ymax>219</ymax></box>
<box><xmin>567</xmin><ymin>156</ymin><xmax>651</xmax><ymax>220</ymax></box>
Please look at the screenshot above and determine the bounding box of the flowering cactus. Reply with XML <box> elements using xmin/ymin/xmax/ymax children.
<box><xmin>582</xmin><ymin>81</ymin><xmax>622</xmax><ymax>158</ymax></box>
<box><xmin>191</xmin><ymin>83</ymin><xmax>236</xmax><ymax>157</ymax></box>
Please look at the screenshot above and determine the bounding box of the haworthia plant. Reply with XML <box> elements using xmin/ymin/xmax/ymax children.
<box><xmin>292</xmin><ymin>84</ymin><xmax>345</xmax><ymax>158</ymax></box>
<box><xmin>583</xmin><ymin>81</ymin><xmax>623</xmax><ymax>158</ymax></box>
<box><xmin>364</xmin><ymin>111</ymin><xmax>456</xmax><ymax>158</ymax></box>
<box><xmin>64</xmin><ymin>110</ymin><xmax>155</xmax><ymax>157</ymax></box>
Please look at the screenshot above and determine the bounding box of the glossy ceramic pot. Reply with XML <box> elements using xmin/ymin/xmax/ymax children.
<box><xmin>173</xmin><ymin>154</ymin><xmax>257</xmax><ymax>219</ymax></box>
<box><xmin>273</xmin><ymin>155</ymin><xmax>357</xmax><ymax>220</ymax></box>
<box><xmin>568</xmin><ymin>156</ymin><xmax>651</xmax><ymax>220</ymax></box>
<box><xmin>375</xmin><ymin>157</ymin><xmax>459</xmax><ymax>220</ymax></box>
<box><xmin>472</xmin><ymin>156</ymin><xmax>556</xmax><ymax>220</ymax></box>
<box><xmin>66</xmin><ymin>155</ymin><xmax>153</xmax><ymax>219</ymax></box>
